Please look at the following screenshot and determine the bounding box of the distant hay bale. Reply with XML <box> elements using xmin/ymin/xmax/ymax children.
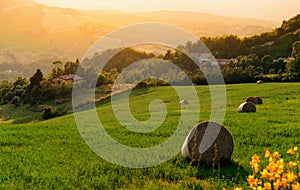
<box><xmin>181</xmin><ymin>121</ymin><xmax>234</xmax><ymax>166</ymax></box>
<box><xmin>246</xmin><ymin>96</ymin><xmax>263</xmax><ymax>105</ymax></box>
<box><xmin>238</xmin><ymin>102</ymin><xmax>256</xmax><ymax>113</ymax></box>
<box><xmin>254</xmin><ymin>96</ymin><xmax>263</xmax><ymax>104</ymax></box>
<box><xmin>246</xmin><ymin>97</ymin><xmax>258</xmax><ymax>104</ymax></box>
<box><xmin>257</xmin><ymin>80</ymin><xmax>263</xmax><ymax>84</ymax></box>
<box><xmin>179</xmin><ymin>99</ymin><xmax>189</xmax><ymax>105</ymax></box>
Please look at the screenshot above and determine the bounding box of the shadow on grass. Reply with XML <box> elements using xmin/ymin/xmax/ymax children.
<box><xmin>171</xmin><ymin>155</ymin><xmax>249</xmax><ymax>184</ymax></box>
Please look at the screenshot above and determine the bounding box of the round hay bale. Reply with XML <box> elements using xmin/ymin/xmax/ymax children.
<box><xmin>246</xmin><ymin>96</ymin><xmax>258</xmax><ymax>104</ymax></box>
<box><xmin>257</xmin><ymin>80</ymin><xmax>263</xmax><ymax>84</ymax></box>
<box><xmin>181</xmin><ymin>121</ymin><xmax>234</xmax><ymax>166</ymax></box>
<box><xmin>179</xmin><ymin>99</ymin><xmax>189</xmax><ymax>105</ymax></box>
<box><xmin>254</xmin><ymin>96</ymin><xmax>263</xmax><ymax>104</ymax></box>
<box><xmin>238</xmin><ymin>102</ymin><xmax>256</xmax><ymax>113</ymax></box>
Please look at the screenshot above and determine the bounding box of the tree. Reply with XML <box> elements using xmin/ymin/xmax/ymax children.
<box><xmin>11</xmin><ymin>96</ymin><xmax>21</xmax><ymax>107</ymax></box>
<box><xmin>13</xmin><ymin>77</ymin><xmax>28</xmax><ymax>88</ymax></box>
<box><xmin>294</xmin><ymin>55</ymin><xmax>300</xmax><ymax>79</ymax></box>
<box><xmin>14</xmin><ymin>85</ymin><xmax>25</xmax><ymax>99</ymax></box>
<box><xmin>27</xmin><ymin>85</ymin><xmax>42</xmax><ymax>105</ymax></box>
<box><xmin>52</xmin><ymin>60</ymin><xmax>63</xmax><ymax>65</ymax></box>
<box><xmin>292</xmin><ymin>41</ymin><xmax>300</xmax><ymax>56</ymax></box>
<box><xmin>63</xmin><ymin>61</ymin><xmax>79</xmax><ymax>75</ymax></box>
<box><xmin>237</xmin><ymin>54</ymin><xmax>261</xmax><ymax>69</ymax></box>
<box><xmin>43</xmin><ymin>106</ymin><xmax>58</xmax><ymax>119</ymax></box>
<box><xmin>50</xmin><ymin>67</ymin><xmax>63</xmax><ymax>79</ymax></box>
<box><xmin>163</xmin><ymin>50</ymin><xmax>172</xmax><ymax>60</ymax></box>
<box><xmin>97</xmin><ymin>73</ymin><xmax>107</xmax><ymax>86</ymax></box>
<box><xmin>0</xmin><ymin>81</ymin><xmax>12</xmax><ymax>104</ymax></box>
<box><xmin>271</xmin><ymin>58</ymin><xmax>286</xmax><ymax>74</ymax></box>
<box><xmin>262</xmin><ymin>55</ymin><xmax>273</xmax><ymax>74</ymax></box>
<box><xmin>29</xmin><ymin>69</ymin><xmax>43</xmax><ymax>89</ymax></box>
<box><xmin>24</xmin><ymin>69</ymin><xmax>44</xmax><ymax>105</ymax></box>
<box><xmin>285</xmin><ymin>56</ymin><xmax>300</xmax><ymax>81</ymax></box>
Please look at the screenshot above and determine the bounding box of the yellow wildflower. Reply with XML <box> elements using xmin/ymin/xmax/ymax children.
<box><xmin>286</xmin><ymin>170</ymin><xmax>297</xmax><ymax>182</ymax></box>
<box><xmin>273</xmin><ymin>179</ymin><xmax>282</xmax><ymax>190</ymax></box>
<box><xmin>260</xmin><ymin>169</ymin><xmax>270</xmax><ymax>179</ymax></box>
<box><xmin>234</xmin><ymin>187</ymin><xmax>242</xmax><ymax>190</ymax></box>
<box><xmin>264</xmin><ymin>148</ymin><xmax>271</xmax><ymax>158</ymax></box>
<box><xmin>268</xmin><ymin>156</ymin><xmax>274</xmax><ymax>163</ymax></box>
<box><xmin>287</xmin><ymin>147</ymin><xmax>298</xmax><ymax>155</ymax></box>
<box><xmin>252</xmin><ymin>154</ymin><xmax>260</xmax><ymax>163</ymax></box>
<box><xmin>247</xmin><ymin>175</ymin><xmax>262</xmax><ymax>189</ymax></box>
<box><xmin>248</xmin><ymin>148</ymin><xmax>299</xmax><ymax>190</ymax></box>
<box><xmin>292</xmin><ymin>182</ymin><xmax>300</xmax><ymax>190</ymax></box>
<box><xmin>263</xmin><ymin>182</ymin><xmax>272</xmax><ymax>190</ymax></box>
<box><xmin>287</xmin><ymin>161</ymin><xmax>298</xmax><ymax>168</ymax></box>
<box><xmin>280</xmin><ymin>177</ymin><xmax>289</xmax><ymax>189</ymax></box>
<box><xmin>273</xmin><ymin>151</ymin><xmax>281</xmax><ymax>158</ymax></box>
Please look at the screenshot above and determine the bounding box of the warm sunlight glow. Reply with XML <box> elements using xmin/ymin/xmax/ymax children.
<box><xmin>35</xmin><ymin>0</ymin><xmax>300</xmax><ymax>20</ymax></box>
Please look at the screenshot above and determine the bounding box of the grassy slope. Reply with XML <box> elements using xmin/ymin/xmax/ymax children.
<box><xmin>0</xmin><ymin>104</ymin><xmax>42</xmax><ymax>125</ymax></box>
<box><xmin>0</xmin><ymin>86</ymin><xmax>108</xmax><ymax>125</ymax></box>
<box><xmin>0</xmin><ymin>83</ymin><xmax>300</xmax><ymax>189</ymax></box>
<box><xmin>0</xmin><ymin>101</ymin><xmax>72</xmax><ymax>125</ymax></box>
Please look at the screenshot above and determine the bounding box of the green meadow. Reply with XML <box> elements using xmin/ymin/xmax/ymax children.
<box><xmin>0</xmin><ymin>83</ymin><xmax>299</xmax><ymax>189</ymax></box>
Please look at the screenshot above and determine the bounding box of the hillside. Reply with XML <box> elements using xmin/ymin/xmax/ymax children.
<box><xmin>0</xmin><ymin>0</ymin><xmax>279</xmax><ymax>70</ymax></box>
<box><xmin>136</xmin><ymin>11</ymin><xmax>278</xmax><ymax>37</ymax></box>
<box><xmin>201</xmin><ymin>14</ymin><xmax>300</xmax><ymax>59</ymax></box>
<box><xmin>0</xmin><ymin>83</ymin><xmax>299</xmax><ymax>188</ymax></box>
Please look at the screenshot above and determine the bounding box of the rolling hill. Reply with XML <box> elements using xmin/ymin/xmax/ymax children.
<box><xmin>0</xmin><ymin>83</ymin><xmax>300</xmax><ymax>189</ymax></box>
<box><xmin>201</xmin><ymin>14</ymin><xmax>300</xmax><ymax>59</ymax></box>
<box><xmin>0</xmin><ymin>0</ymin><xmax>279</xmax><ymax>68</ymax></box>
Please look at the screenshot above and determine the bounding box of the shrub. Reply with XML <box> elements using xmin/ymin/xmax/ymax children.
<box><xmin>11</xmin><ymin>96</ymin><xmax>21</xmax><ymax>107</ymax></box>
<box><xmin>42</xmin><ymin>106</ymin><xmax>59</xmax><ymax>119</ymax></box>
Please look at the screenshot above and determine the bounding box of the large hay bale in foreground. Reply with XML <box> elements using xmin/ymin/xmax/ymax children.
<box><xmin>246</xmin><ymin>97</ymin><xmax>258</xmax><ymax>104</ymax></box>
<box><xmin>181</xmin><ymin>121</ymin><xmax>234</xmax><ymax>166</ymax></box>
<box><xmin>238</xmin><ymin>102</ymin><xmax>256</xmax><ymax>112</ymax></box>
<box><xmin>254</xmin><ymin>96</ymin><xmax>263</xmax><ymax>104</ymax></box>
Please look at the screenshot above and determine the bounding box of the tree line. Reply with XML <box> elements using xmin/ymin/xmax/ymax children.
<box><xmin>200</xmin><ymin>14</ymin><xmax>300</xmax><ymax>59</ymax></box>
<box><xmin>2</xmin><ymin>41</ymin><xmax>299</xmax><ymax>110</ymax></box>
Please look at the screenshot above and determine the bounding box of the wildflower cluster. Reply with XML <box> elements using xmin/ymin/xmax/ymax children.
<box><xmin>247</xmin><ymin>147</ymin><xmax>299</xmax><ymax>190</ymax></box>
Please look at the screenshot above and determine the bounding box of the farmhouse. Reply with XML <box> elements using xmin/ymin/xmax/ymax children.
<box><xmin>53</xmin><ymin>74</ymin><xmax>83</xmax><ymax>85</ymax></box>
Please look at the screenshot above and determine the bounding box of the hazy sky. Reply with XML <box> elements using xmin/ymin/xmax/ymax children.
<box><xmin>36</xmin><ymin>0</ymin><xmax>300</xmax><ymax>21</ymax></box>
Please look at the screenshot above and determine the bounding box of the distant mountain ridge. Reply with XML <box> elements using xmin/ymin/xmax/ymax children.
<box><xmin>136</xmin><ymin>11</ymin><xmax>278</xmax><ymax>37</ymax></box>
<box><xmin>0</xmin><ymin>0</ymin><xmax>279</xmax><ymax>68</ymax></box>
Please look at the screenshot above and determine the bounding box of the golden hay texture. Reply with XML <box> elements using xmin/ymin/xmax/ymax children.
<box><xmin>246</xmin><ymin>96</ymin><xmax>258</xmax><ymax>104</ymax></box>
<box><xmin>181</xmin><ymin>121</ymin><xmax>234</xmax><ymax>166</ymax></box>
<box><xmin>238</xmin><ymin>102</ymin><xmax>256</xmax><ymax>112</ymax></box>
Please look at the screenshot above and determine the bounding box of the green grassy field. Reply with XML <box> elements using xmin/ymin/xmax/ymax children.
<box><xmin>0</xmin><ymin>104</ymin><xmax>42</xmax><ymax>125</ymax></box>
<box><xmin>0</xmin><ymin>101</ymin><xmax>73</xmax><ymax>125</ymax></box>
<box><xmin>0</xmin><ymin>86</ymin><xmax>110</xmax><ymax>125</ymax></box>
<box><xmin>0</xmin><ymin>83</ymin><xmax>299</xmax><ymax>189</ymax></box>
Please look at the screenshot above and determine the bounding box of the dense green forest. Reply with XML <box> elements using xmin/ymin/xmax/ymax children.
<box><xmin>200</xmin><ymin>14</ymin><xmax>300</xmax><ymax>59</ymax></box>
<box><xmin>53</xmin><ymin>14</ymin><xmax>300</xmax><ymax>85</ymax></box>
